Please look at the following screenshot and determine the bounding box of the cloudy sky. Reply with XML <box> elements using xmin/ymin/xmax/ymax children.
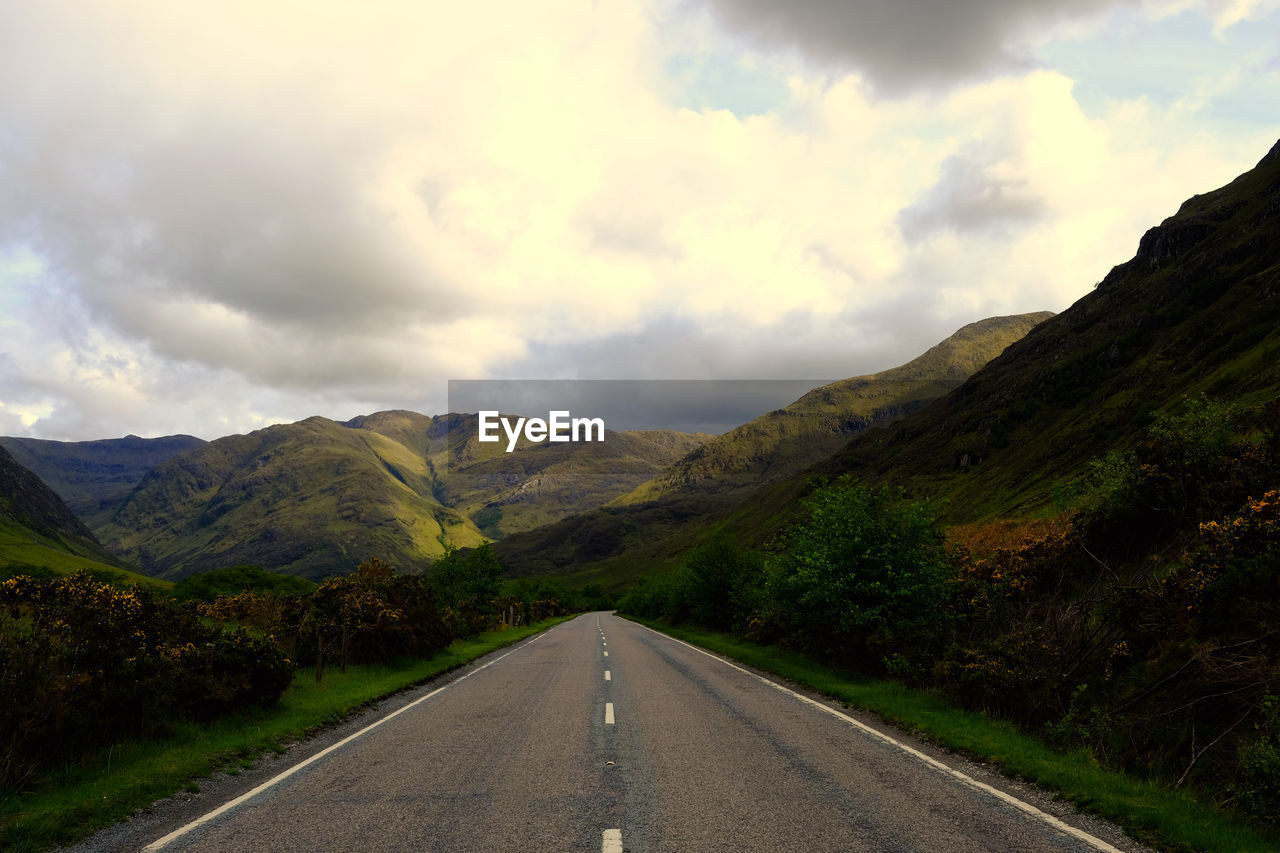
<box><xmin>1</xmin><ymin>0</ymin><xmax>1277</xmax><ymax>440</ymax></box>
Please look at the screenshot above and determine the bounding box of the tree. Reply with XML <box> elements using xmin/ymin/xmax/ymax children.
<box><xmin>428</xmin><ymin>545</ymin><xmax>504</xmax><ymax>635</ymax></box>
<box><xmin>306</xmin><ymin>571</ymin><xmax>391</xmax><ymax>681</ymax></box>
<box><xmin>766</xmin><ymin>476</ymin><xmax>951</xmax><ymax>668</ymax></box>
<box><xmin>683</xmin><ymin>533</ymin><xmax>764</xmax><ymax>632</ymax></box>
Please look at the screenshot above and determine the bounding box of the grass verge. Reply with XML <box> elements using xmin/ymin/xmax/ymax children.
<box><xmin>0</xmin><ymin>615</ymin><xmax>575</xmax><ymax>852</ymax></box>
<box><xmin>624</xmin><ymin>616</ymin><xmax>1279</xmax><ymax>853</ymax></box>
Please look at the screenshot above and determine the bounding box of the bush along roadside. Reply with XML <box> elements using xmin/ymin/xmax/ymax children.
<box><xmin>618</xmin><ymin>404</ymin><xmax>1280</xmax><ymax>849</ymax></box>
<box><xmin>0</xmin><ymin>544</ymin><xmax>597</xmax><ymax>852</ymax></box>
<box><xmin>0</xmin><ymin>613</ymin><xmax>574</xmax><ymax>853</ymax></box>
<box><xmin>0</xmin><ymin>572</ymin><xmax>292</xmax><ymax>794</ymax></box>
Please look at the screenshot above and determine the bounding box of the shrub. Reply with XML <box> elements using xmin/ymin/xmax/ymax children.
<box><xmin>765</xmin><ymin>476</ymin><xmax>951</xmax><ymax>669</ymax></box>
<box><xmin>299</xmin><ymin>558</ymin><xmax>451</xmax><ymax>681</ymax></box>
<box><xmin>0</xmin><ymin>572</ymin><xmax>291</xmax><ymax>792</ymax></box>
<box><xmin>682</xmin><ymin>534</ymin><xmax>765</xmax><ymax>633</ymax></box>
<box><xmin>428</xmin><ymin>545</ymin><xmax>504</xmax><ymax>636</ymax></box>
<box><xmin>1078</xmin><ymin>396</ymin><xmax>1270</xmax><ymax>556</ymax></box>
<box><xmin>1233</xmin><ymin>695</ymin><xmax>1280</xmax><ymax>826</ymax></box>
<box><xmin>174</xmin><ymin>564</ymin><xmax>316</xmax><ymax>602</ymax></box>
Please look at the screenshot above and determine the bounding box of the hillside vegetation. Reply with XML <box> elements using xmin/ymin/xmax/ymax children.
<box><xmin>0</xmin><ymin>445</ymin><xmax>141</xmax><ymax>579</ymax></box>
<box><xmin>618</xmin><ymin>138</ymin><xmax>1280</xmax><ymax>838</ymax></box>
<box><xmin>819</xmin><ymin>139</ymin><xmax>1280</xmax><ymax>518</ymax></box>
<box><xmin>495</xmin><ymin>312</ymin><xmax>1052</xmax><ymax>585</ymax></box>
<box><xmin>0</xmin><ymin>434</ymin><xmax>205</xmax><ymax>528</ymax></box>
<box><xmin>91</xmin><ymin>411</ymin><xmax>706</xmax><ymax>580</ymax></box>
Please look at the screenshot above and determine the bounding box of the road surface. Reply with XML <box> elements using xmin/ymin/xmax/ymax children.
<box><xmin>100</xmin><ymin>613</ymin><xmax>1143</xmax><ymax>852</ymax></box>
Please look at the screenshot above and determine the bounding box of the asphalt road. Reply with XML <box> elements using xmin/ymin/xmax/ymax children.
<box><xmin>125</xmin><ymin>613</ymin><xmax>1143</xmax><ymax>852</ymax></box>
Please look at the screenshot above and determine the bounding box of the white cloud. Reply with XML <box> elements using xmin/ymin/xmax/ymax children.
<box><xmin>0</xmin><ymin>0</ymin><xmax>1276</xmax><ymax>440</ymax></box>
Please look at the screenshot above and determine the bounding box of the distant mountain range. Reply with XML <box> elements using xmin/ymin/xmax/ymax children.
<box><xmin>0</xmin><ymin>434</ymin><xmax>206</xmax><ymax>528</ymax></box>
<box><xmin>492</xmin><ymin>312</ymin><xmax>1053</xmax><ymax>582</ymax></box>
<box><xmin>0</xmin><ymin>317</ymin><xmax>1044</xmax><ymax>583</ymax></box>
<box><xmin>0</xmin><ymin>311</ymin><xmax>1050</xmax><ymax>583</ymax></box>
<box><xmin>11</xmin><ymin>141</ymin><xmax>1275</xmax><ymax>588</ymax></box>
<box><xmin>6</xmin><ymin>411</ymin><xmax>706</xmax><ymax>580</ymax></box>
<box><xmin>0</xmin><ymin>443</ymin><xmax>122</xmax><ymax>574</ymax></box>
<box><xmin>493</xmin><ymin>138</ymin><xmax>1280</xmax><ymax>587</ymax></box>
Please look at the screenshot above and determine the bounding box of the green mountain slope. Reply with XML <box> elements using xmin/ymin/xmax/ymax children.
<box><xmin>0</xmin><ymin>444</ymin><xmax>158</xmax><ymax>584</ymax></box>
<box><xmin>811</xmin><ymin>138</ymin><xmax>1280</xmax><ymax>519</ymax></box>
<box><xmin>493</xmin><ymin>312</ymin><xmax>1053</xmax><ymax>585</ymax></box>
<box><xmin>439</xmin><ymin>427</ymin><xmax>710</xmax><ymax>537</ymax></box>
<box><xmin>616</xmin><ymin>313</ymin><xmax>1051</xmax><ymax>507</ymax></box>
<box><xmin>497</xmin><ymin>128</ymin><xmax>1280</xmax><ymax>589</ymax></box>
<box><xmin>96</xmin><ymin>415</ymin><xmax>484</xmax><ymax>580</ymax></box>
<box><xmin>96</xmin><ymin>411</ymin><xmax>709</xmax><ymax>580</ymax></box>
<box><xmin>652</xmin><ymin>137</ymin><xmax>1280</xmax><ymax>568</ymax></box>
<box><xmin>0</xmin><ymin>434</ymin><xmax>206</xmax><ymax>528</ymax></box>
<box><xmin>344</xmin><ymin>409</ymin><xmax>707</xmax><ymax>536</ymax></box>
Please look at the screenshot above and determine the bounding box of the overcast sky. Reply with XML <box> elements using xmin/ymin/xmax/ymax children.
<box><xmin>1</xmin><ymin>0</ymin><xmax>1277</xmax><ymax>440</ymax></box>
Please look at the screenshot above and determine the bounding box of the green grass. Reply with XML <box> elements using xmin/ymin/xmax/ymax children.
<box><xmin>0</xmin><ymin>518</ymin><xmax>173</xmax><ymax>590</ymax></box>
<box><xmin>625</xmin><ymin>617</ymin><xmax>1280</xmax><ymax>853</ymax></box>
<box><xmin>0</xmin><ymin>615</ymin><xmax>574</xmax><ymax>852</ymax></box>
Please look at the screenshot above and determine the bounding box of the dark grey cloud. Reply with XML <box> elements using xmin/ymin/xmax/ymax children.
<box><xmin>897</xmin><ymin>152</ymin><xmax>1046</xmax><ymax>240</ymax></box>
<box><xmin>703</xmin><ymin>0</ymin><xmax>1131</xmax><ymax>94</ymax></box>
<box><xmin>502</xmin><ymin>304</ymin><xmax>976</xmax><ymax>392</ymax></box>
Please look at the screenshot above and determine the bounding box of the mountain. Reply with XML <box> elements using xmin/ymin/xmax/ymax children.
<box><xmin>341</xmin><ymin>409</ymin><xmax>707</xmax><ymax>537</ymax></box>
<box><xmin>0</xmin><ymin>434</ymin><xmax>206</xmax><ymax>528</ymax></box>
<box><xmin>630</xmin><ymin>137</ymin><xmax>1280</xmax><ymax>568</ymax></box>
<box><xmin>600</xmin><ymin>140</ymin><xmax>1280</xmax><ymax>830</ymax></box>
<box><xmin>95</xmin><ymin>411</ymin><xmax>708</xmax><ymax>580</ymax></box>
<box><xmin>0</xmin><ymin>443</ymin><xmax>128</xmax><ymax>576</ymax></box>
<box><xmin>493</xmin><ymin>312</ymin><xmax>1053</xmax><ymax>585</ymax></box>
<box><xmin>808</xmin><ymin>139</ymin><xmax>1280</xmax><ymax>518</ymax></box>
<box><xmin>436</xmin><ymin>425</ymin><xmax>712</xmax><ymax>537</ymax></box>
<box><xmin>614</xmin><ymin>313</ymin><xmax>1051</xmax><ymax>507</ymax></box>
<box><xmin>490</xmin><ymin>140</ymin><xmax>1280</xmax><ymax>595</ymax></box>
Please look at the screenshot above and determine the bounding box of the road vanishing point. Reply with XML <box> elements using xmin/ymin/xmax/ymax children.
<box><xmin>99</xmin><ymin>613</ymin><xmax>1144</xmax><ymax>852</ymax></box>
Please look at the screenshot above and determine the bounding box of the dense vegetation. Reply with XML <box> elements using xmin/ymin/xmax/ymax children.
<box><xmin>0</xmin><ymin>545</ymin><xmax>603</xmax><ymax>802</ymax></box>
<box><xmin>0</xmin><ymin>434</ymin><xmax>205</xmax><ymax>529</ymax></box>
<box><xmin>494</xmin><ymin>313</ymin><xmax>1053</xmax><ymax>584</ymax></box>
<box><xmin>0</xmin><ymin>572</ymin><xmax>291</xmax><ymax>793</ymax></box>
<box><xmin>79</xmin><ymin>411</ymin><xmax>705</xmax><ymax>581</ymax></box>
<box><xmin>173</xmin><ymin>564</ymin><xmax>316</xmax><ymax>601</ymax></box>
<box><xmin>620</xmin><ymin>396</ymin><xmax>1280</xmax><ymax>828</ymax></box>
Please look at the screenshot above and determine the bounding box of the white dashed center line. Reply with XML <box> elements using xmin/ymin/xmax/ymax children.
<box><xmin>602</xmin><ymin>828</ymin><xmax>622</xmax><ymax>853</ymax></box>
<box><xmin>605</xmin><ymin>703</ymin><xmax>615</xmax><ymax>725</ymax></box>
<box><xmin>604</xmin><ymin>670</ymin><xmax>611</xmax><ymax>681</ymax></box>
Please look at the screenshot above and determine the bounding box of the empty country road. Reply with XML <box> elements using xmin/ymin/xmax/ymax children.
<box><xmin>104</xmin><ymin>613</ymin><xmax>1143</xmax><ymax>852</ymax></box>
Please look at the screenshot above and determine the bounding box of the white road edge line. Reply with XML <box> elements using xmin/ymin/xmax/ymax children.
<box><xmin>605</xmin><ymin>702</ymin><xmax>615</xmax><ymax>725</ymax></box>
<box><xmin>629</xmin><ymin>620</ymin><xmax>1123</xmax><ymax>853</ymax></box>
<box><xmin>142</xmin><ymin>627</ymin><xmax>559</xmax><ymax>851</ymax></box>
<box><xmin>602</xmin><ymin>828</ymin><xmax>623</xmax><ymax>853</ymax></box>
